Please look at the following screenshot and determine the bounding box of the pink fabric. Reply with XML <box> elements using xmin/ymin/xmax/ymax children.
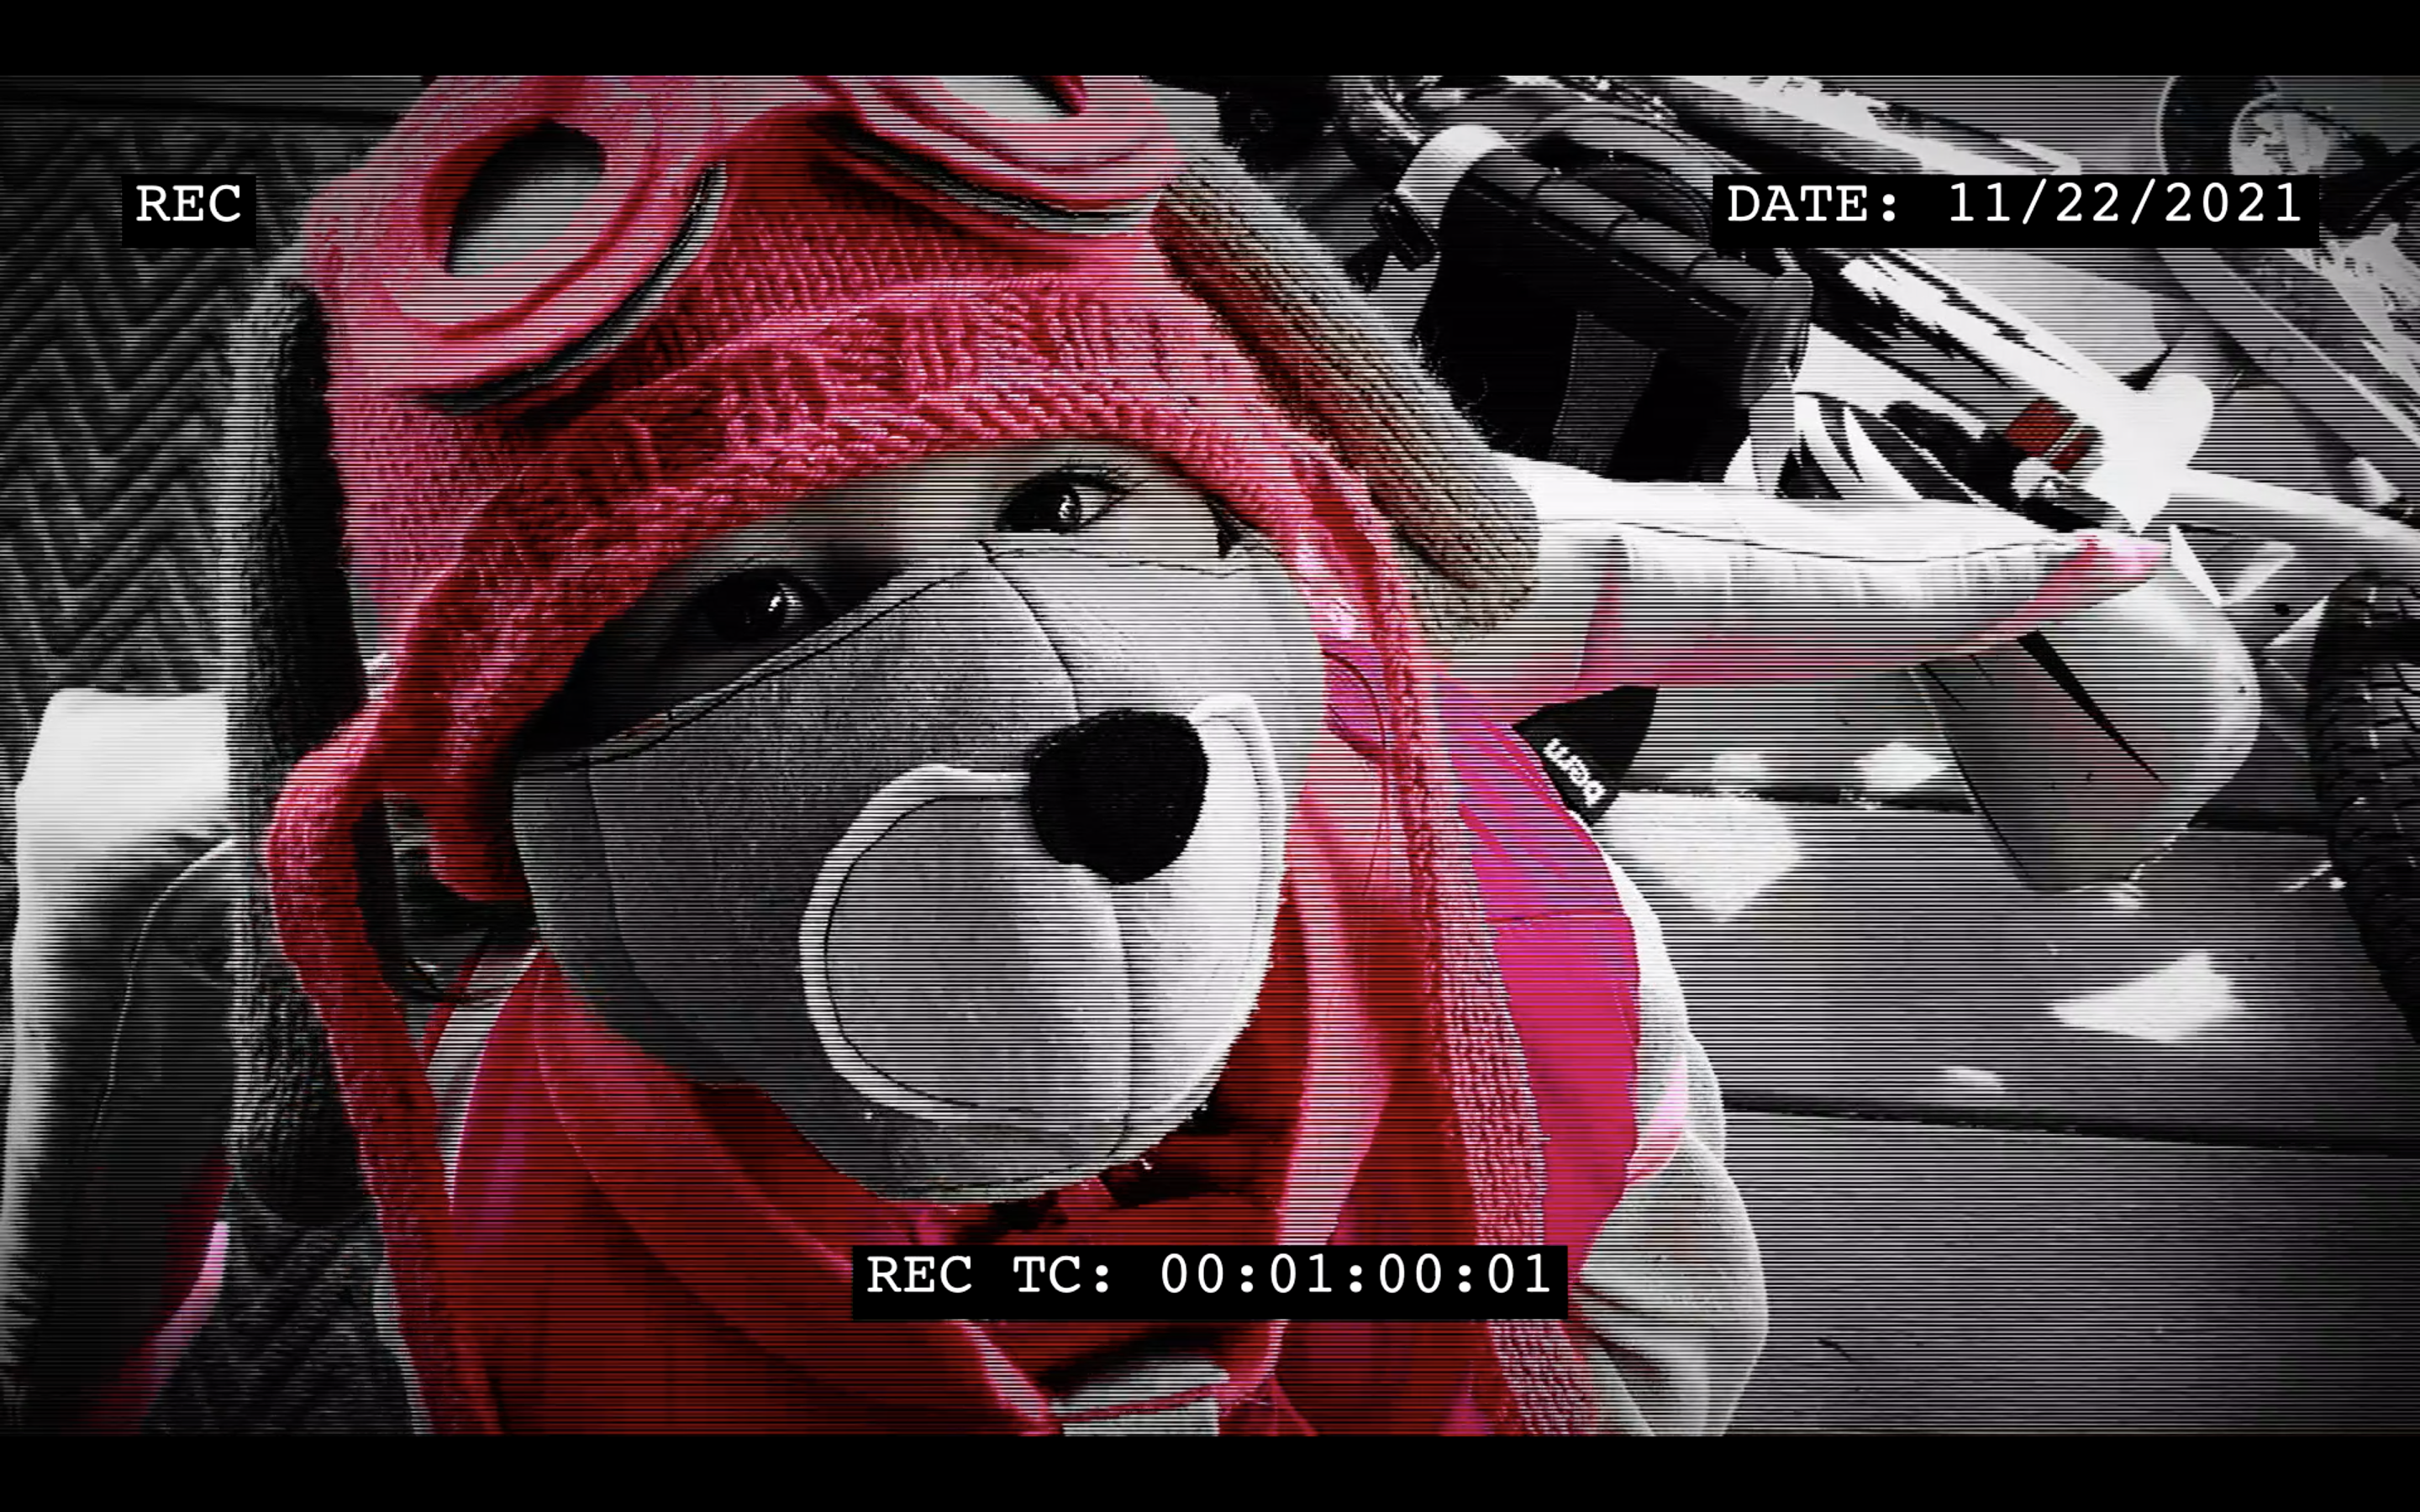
<box><xmin>1318</xmin><ymin>648</ymin><xmax>1644</xmax><ymax>1378</ymax></box>
<box><xmin>1442</xmin><ymin>687</ymin><xmax>1644</xmax><ymax>1264</ymax></box>
<box><xmin>439</xmin><ymin>645</ymin><xmax>1642</xmax><ymax>1433</ymax></box>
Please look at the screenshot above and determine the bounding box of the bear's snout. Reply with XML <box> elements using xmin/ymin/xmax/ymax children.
<box><xmin>1023</xmin><ymin>709</ymin><xmax>1209</xmax><ymax>885</ymax></box>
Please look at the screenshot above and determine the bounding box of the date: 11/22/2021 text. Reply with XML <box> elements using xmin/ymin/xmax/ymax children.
<box><xmin>1713</xmin><ymin>175</ymin><xmax>2322</xmax><ymax>249</ymax></box>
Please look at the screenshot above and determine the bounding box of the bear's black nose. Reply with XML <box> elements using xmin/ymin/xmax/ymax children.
<box><xmin>1023</xmin><ymin>709</ymin><xmax>1209</xmax><ymax>885</ymax></box>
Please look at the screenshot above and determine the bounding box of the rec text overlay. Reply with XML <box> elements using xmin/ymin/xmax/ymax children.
<box><xmin>119</xmin><ymin>176</ymin><xmax>260</xmax><ymax>249</ymax></box>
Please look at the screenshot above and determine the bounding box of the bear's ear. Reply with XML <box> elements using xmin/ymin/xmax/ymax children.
<box><xmin>1152</xmin><ymin>126</ymin><xmax>1541</xmax><ymax>646</ymax></box>
<box><xmin>214</xmin><ymin>252</ymin><xmax>433</xmax><ymax>1223</ymax></box>
<box><xmin>215</xmin><ymin>249</ymin><xmax>371</xmax><ymax>811</ymax></box>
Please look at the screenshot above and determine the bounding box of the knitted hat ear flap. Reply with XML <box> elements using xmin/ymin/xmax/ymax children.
<box><xmin>1155</xmin><ymin>134</ymin><xmax>1540</xmax><ymax>647</ymax></box>
<box><xmin>266</xmin><ymin>718</ymin><xmax>500</xmax><ymax>1435</ymax></box>
<box><xmin>1289</xmin><ymin>454</ymin><xmax>1597</xmax><ymax>1436</ymax></box>
<box><xmin>216</xmin><ymin>256</ymin><xmax>499</xmax><ymax>1433</ymax></box>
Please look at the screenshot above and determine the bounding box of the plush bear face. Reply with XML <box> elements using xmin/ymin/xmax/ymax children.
<box><xmin>508</xmin><ymin>438</ymin><xmax>1329</xmax><ymax>1203</ymax></box>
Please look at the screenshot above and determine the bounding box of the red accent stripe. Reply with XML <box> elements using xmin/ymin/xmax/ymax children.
<box><xmin>2006</xmin><ymin>398</ymin><xmax>2070</xmax><ymax>456</ymax></box>
<box><xmin>418</xmin><ymin>943</ymin><xmax>494</xmax><ymax>1068</ymax></box>
<box><xmin>2049</xmin><ymin>427</ymin><xmax>2098</xmax><ymax>474</ymax></box>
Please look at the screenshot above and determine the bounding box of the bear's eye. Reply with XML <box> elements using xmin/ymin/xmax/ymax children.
<box><xmin>994</xmin><ymin>466</ymin><xmax>1134</xmax><ymax>535</ymax></box>
<box><xmin>688</xmin><ymin>568</ymin><xmax>823</xmax><ymax>648</ymax></box>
